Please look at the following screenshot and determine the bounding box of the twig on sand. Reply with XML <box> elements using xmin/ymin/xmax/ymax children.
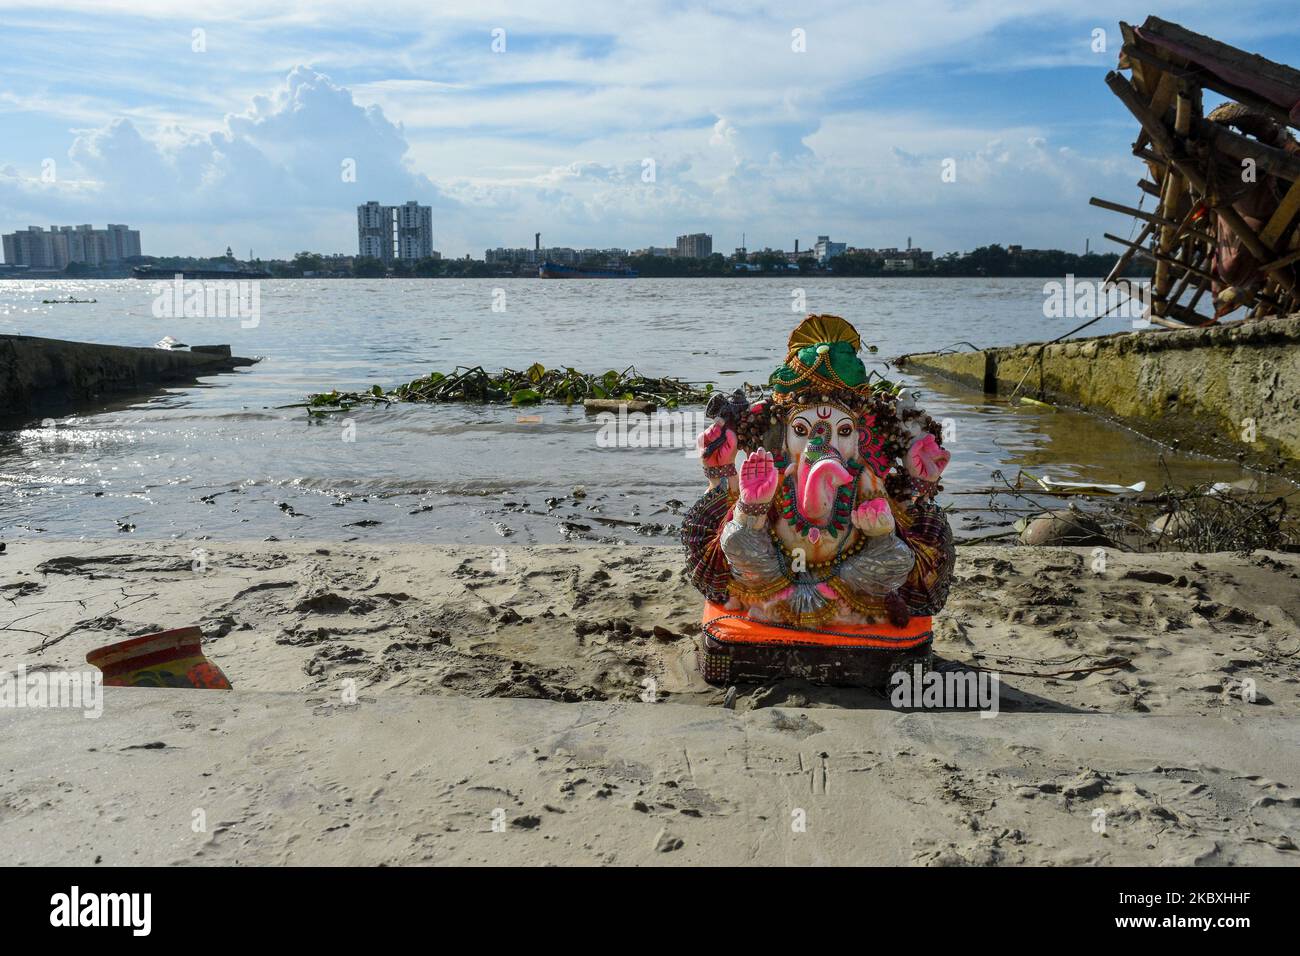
<box><xmin>955</xmin><ymin>654</ymin><xmax>1133</xmax><ymax>679</ymax></box>
<box><xmin>25</xmin><ymin>592</ymin><xmax>158</xmax><ymax>654</ymax></box>
<box><xmin>1</xmin><ymin>627</ymin><xmax>50</xmax><ymax>639</ymax></box>
<box><xmin>958</xmin><ymin>530</ymin><xmax>1019</xmax><ymax>544</ymax></box>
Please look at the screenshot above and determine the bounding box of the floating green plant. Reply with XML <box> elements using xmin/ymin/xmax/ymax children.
<box><xmin>295</xmin><ymin>363</ymin><xmax>715</xmax><ymax>415</ymax></box>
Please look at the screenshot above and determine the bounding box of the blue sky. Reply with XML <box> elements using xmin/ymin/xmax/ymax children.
<box><xmin>1</xmin><ymin>0</ymin><xmax>1297</xmax><ymax>259</ymax></box>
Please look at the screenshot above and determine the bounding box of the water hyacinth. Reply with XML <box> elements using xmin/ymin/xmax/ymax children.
<box><xmin>297</xmin><ymin>363</ymin><xmax>715</xmax><ymax>414</ymax></box>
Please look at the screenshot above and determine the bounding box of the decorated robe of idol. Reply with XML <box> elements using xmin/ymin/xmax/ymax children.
<box><xmin>682</xmin><ymin>315</ymin><xmax>955</xmax><ymax>629</ymax></box>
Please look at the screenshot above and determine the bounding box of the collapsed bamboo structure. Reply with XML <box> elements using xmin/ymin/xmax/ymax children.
<box><xmin>1096</xmin><ymin>16</ymin><xmax>1300</xmax><ymax>328</ymax></box>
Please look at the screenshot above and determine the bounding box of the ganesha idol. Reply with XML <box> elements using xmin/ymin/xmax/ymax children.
<box><xmin>682</xmin><ymin>314</ymin><xmax>956</xmax><ymax>685</ymax></box>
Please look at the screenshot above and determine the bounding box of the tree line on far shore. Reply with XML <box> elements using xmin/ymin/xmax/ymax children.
<box><xmin>830</xmin><ymin>246</ymin><xmax>1150</xmax><ymax>278</ymax></box>
<box><xmin>88</xmin><ymin>244</ymin><xmax>1151</xmax><ymax>279</ymax></box>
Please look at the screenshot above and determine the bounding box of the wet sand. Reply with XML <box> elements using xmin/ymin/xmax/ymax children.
<box><xmin>2</xmin><ymin>539</ymin><xmax>1298</xmax><ymax>864</ymax></box>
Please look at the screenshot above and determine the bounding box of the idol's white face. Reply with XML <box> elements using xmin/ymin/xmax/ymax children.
<box><xmin>786</xmin><ymin>405</ymin><xmax>858</xmax><ymax>463</ymax></box>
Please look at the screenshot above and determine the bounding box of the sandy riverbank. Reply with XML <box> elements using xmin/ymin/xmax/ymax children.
<box><xmin>2</xmin><ymin>539</ymin><xmax>1298</xmax><ymax>864</ymax></box>
<box><xmin>5</xmin><ymin>540</ymin><xmax>1299</xmax><ymax>713</ymax></box>
<box><xmin>3</xmin><ymin>691</ymin><xmax>1297</xmax><ymax>865</ymax></box>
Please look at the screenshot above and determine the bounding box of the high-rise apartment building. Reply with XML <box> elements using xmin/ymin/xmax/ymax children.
<box><xmin>357</xmin><ymin>201</ymin><xmax>391</xmax><ymax>261</ymax></box>
<box><xmin>675</xmin><ymin>233</ymin><xmax>712</xmax><ymax>258</ymax></box>
<box><xmin>356</xmin><ymin>201</ymin><xmax>434</xmax><ymax>263</ymax></box>
<box><xmin>395</xmin><ymin>201</ymin><xmax>433</xmax><ymax>261</ymax></box>
<box><xmin>2</xmin><ymin>223</ymin><xmax>141</xmax><ymax>268</ymax></box>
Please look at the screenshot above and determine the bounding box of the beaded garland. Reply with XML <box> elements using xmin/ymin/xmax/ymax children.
<box><xmin>768</xmin><ymin>522</ymin><xmax>873</xmax><ymax>572</ymax></box>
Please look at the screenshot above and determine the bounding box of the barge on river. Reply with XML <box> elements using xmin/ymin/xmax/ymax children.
<box><xmin>132</xmin><ymin>265</ymin><xmax>272</xmax><ymax>281</ymax></box>
<box><xmin>538</xmin><ymin>261</ymin><xmax>637</xmax><ymax>279</ymax></box>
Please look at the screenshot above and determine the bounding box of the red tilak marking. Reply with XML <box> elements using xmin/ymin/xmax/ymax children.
<box><xmin>815</xmin><ymin>406</ymin><xmax>832</xmax><ymax>419</ymax></box>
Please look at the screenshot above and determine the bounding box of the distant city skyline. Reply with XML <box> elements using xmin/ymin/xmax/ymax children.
<box><xmin>2</xmin><ymin>222</ymin><xmax>140</xmax><ymax>269</ymax></box>
<box><xmin>3</xmin><ymin>2</ymin><xmax>1299</xmax><ymax>259</ymax></box>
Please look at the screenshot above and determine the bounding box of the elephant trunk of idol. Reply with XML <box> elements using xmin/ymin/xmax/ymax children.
<box><xmin>795</xmin><ymin>447</ymin><xmax>853</xmax><ymax>522</ymax></box>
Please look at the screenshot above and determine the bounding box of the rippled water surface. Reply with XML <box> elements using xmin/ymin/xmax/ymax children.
<box><xmin>0</xmin><ymin>277</ymin><xmax>1274</xmax><ymax>544</ymax></box>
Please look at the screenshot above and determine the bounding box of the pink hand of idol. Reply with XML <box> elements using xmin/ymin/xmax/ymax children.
<box><xmin>697</xmin><ymin>418</ymin><xmax>738</xmax><ymax>468</ymax></box>
<box><xmin>739</xmin><ymin>447</ymin><xmax>780</xmax><ymax>504</ymax></box>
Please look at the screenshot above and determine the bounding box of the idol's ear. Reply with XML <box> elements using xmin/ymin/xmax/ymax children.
<box><xmin>764</xmin><ymin>411</ymin><xmax>786</xmax><ymax>454</ymax></box>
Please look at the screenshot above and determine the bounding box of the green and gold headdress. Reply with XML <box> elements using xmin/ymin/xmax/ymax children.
<box><xmin>770</xmin><ymin>314</ymin><xmax>873</xmax><ymax>408</ymax></box>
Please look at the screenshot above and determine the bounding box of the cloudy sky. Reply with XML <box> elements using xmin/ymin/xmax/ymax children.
<box><xmin>1</xmin><ymin>0</ymin><xmax>1296</xmax><ymax>259</ymax></box>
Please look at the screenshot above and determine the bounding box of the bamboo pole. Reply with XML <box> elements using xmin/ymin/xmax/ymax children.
<box><xmin>1175</xmin><ymin>89</ymin><xmax>1193</xmax><ymax>136</ymax></box>
<box><xmin>1149</xmin><ymin>71</ymin><xmax>1180</xmax><ymax>122</ymax></box>
<box><xmin>1089</xmin><ymin>196</ymin><xmax>1181</xmax><ymax>229</ymax></box>
<box><xmin>1118</xmin><ymin>42</ymin><xmax>1186</xmax><ymax>114</ymax></box>
<box><xmin>1258</xmin><ymin>246</ymin><xmax>1300</xmax><ymax>273</ymax></box>
<box><xmin>1104</xmin><ymin>232</ymin><xmax>1217</xmax><ymax>283</ymax></box>
<box><xmin>1118</xmin><ymin>23</ymin><xmax>1150</xmax><ymax>94</ymax></box>
<box><xmin>1167</xmin><ymin>241</ymin><xmax>1210</xmax><ymax>314</ymax></box>
<box><xmin>1193</xmin><ymin>119</ymin><xmax>1300</xmax><ymax>183</ymax></box>
<box><xmin>1089</xmin><ymin>195</ymin><xmax>1214</xmax><ymax>242</ymax></box>
<box><xmin>1133</xmin><ymin>146</ymin><xmax>1168</xmax><ymax>171</ymax></box>
<box><xmin>1102</xmin><ymin>220</ymin><xmax>1156</xmax><ymax>286</ymax></box>
<box><xmin>1260</xmin><ymin>177</ymin><xmax>1300</xmax><ymax>249</ymax></box>
<box><xmin>1106</xmin><ymin>72</ymin><xmax>1205</xmax><ymax>185</ymax></box>
<box><xmin>1155</xmin><ymin>172</ymin><xmax>1186</xmax><ymax>297</ymax></box>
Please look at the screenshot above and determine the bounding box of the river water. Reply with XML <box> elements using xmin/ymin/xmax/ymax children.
<box><xmin>0</xmin><ymin>276</ymin><xmax>1277</xmax><ymax>545</ymax></box>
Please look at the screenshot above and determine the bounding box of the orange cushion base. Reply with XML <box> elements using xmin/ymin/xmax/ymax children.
<box><xmin>702</xmin><ymin>602</ymin><xmax>933</xmax><ymax>650</ymax></box>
